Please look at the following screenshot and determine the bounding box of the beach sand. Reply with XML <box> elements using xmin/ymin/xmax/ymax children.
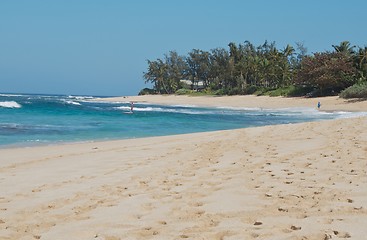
<box><xmin>1</xmin><ymin>95</ymin><xmax>367</xmax><ymax>240</ymax></box>
<box><xmin>100</xmin><ymin>95</ymin><xmax>367</xmax><ymax>112</ymax></box>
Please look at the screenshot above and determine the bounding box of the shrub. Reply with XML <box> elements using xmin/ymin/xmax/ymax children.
<box><xmin>244</xmin><ymin>85</ymin><xmax>258</xmax><ymax>94</ymax></box>
<box><xmin>254</xmin><ymin>87</ymin><xmax>268</xmax><ymax>96</ymax></box>
<box><xmin>264</xmin><ymin>86</ymin><xmax>316</xmax><ymax>97</ymax></box>
<box><xmin>340</xmin><ymin>82</ymin><xmax>367</xmax><ymax>98</ymax></box>
<box><xmin>226</xmin><ymin>87</ymin><xmax>245</xmax><ymax>95</ymax></box>
<box><xmin>138</xmin><ymin>88</ymin><xmax>156</xmax><ymax>95</ymax></box>
<box><xmin>214</xmin><ymin>89</ymin><xmax>227</xmax><ymax>96</ymax></box>
<box><xmin>175</xmin><ymin>88</ymin><xmax>194</xmax><ymax>95</ymax></box>
<box><xmin>287</xmin><ymin>85</ymin><xmax>315</xmax><ymax>97</ymax></box>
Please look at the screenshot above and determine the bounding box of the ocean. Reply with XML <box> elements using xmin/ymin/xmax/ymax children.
<box><xmin>0</xmin><ymin>93</ymin><xmax>365</xmax><ymax>148</ymax></box>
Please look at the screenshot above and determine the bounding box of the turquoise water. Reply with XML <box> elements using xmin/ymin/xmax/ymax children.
<box><xmin>0</xmin><ymin>93</ymin><xmax>365</xmax><ymax>148</ymax></box>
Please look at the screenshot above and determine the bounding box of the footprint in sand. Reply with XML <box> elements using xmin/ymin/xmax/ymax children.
<box><xmin>333</xmin><ymin>230</ymin><xmax>351</xmax><ymax>238</ymax></box>
<box><xmin>250</xmin><ymin>233</ymin><xmax>260</xmax><ymax>238</ymax></box>
<box><xmin>189</xmin><ymin>201</ymin><xmax>204</xmax><ymax>207</ymax></box>
<box><xmin>290</xmin><ymin>225</ymin><xmax>301</xmax><ymax>230</ymax></box>
<box><xmin>103</xmin><ymin>236</ymin><xmax>121</xmax><ymax>240</ymax></box>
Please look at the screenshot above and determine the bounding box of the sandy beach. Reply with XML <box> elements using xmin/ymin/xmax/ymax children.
<box><xmin>100</xmin><ymin>95</ymin><xmax>367</xmax><ymax>112</ymax></box>
<box><xmin>1</xmin><ymin>95</ymin><xmax>367</xmax><ymax>240</ymax></box>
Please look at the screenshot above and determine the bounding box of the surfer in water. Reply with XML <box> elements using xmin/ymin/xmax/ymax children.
<box><xmin>130</xmin><ymin>101</ymin><xmax>134</xmax><ymax>113</ymax></box>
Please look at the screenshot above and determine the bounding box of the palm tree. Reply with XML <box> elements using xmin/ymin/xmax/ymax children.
<box><xmin>187</xmin><ymin>49</ymin><xmax>210</xmax><ymax>90</ymax></box>
<box><xmin>165</xmin><ymin>51</ymin><xmax>187</xmax><ymax>92</ymax></box>
<box><xmin>355</xmin><ymin>46</ymin><xmax>367</xmax><ymax>80</ymax></box>
<box><xmin>209</xmin><ymin>48</ymin><xmax>230</xmax><ymax>89</ymax></box>
<box><xmin>282</xmin><ymin>44</ymin><xmax>295</xmax><ymax>58</ymax></box>
<box><xmin>332</xmin><ymin>41</ymin><xmax>355</xmax><ymax>55</ymax></box>
<box><xmin>143</xmin><ymin>59</ymin><xmax>169</xmax><ymax>94</ymax></box>
<box><xmin>280</xmin><ymin>44</ymin><xmax>295</xmax><ymax>86</ymax></box>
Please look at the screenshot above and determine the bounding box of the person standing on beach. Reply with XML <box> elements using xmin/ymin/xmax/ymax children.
<box><xmin>317</xmin><ymin>101</ymin><xmax>321</xmax><ymax>109</ymax></box>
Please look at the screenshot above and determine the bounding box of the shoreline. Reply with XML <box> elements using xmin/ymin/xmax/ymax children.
<box><xmin>2</xmin><ymin>94</ymin><xmax>366</xmax><ymax>150</ymax></box>
<box><xmin>1</xmin><ymin>95</ymin><xmax>367</xmax><ymax>239</ymax></box>
<box><xmin>97</xmin><ymin>94</ymin><xmax>367</xmax><ymax>112</ymax></box>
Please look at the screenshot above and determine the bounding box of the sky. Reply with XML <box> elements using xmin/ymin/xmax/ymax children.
<box><xmin>1</xmin><ymin>0</ymin><xmax>367</xmax><ymax>96</ymax></box>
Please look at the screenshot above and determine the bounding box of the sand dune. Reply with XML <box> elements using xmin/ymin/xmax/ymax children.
<box><xmin>1</xmin><ymin>95</ymin><xmax>367</xmax><ymax>239</ymax></box>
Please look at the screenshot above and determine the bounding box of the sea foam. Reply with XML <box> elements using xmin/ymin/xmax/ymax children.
<box><xmin>0</xmin><ymin>101</ymin><xmax>22</xmax><ymax>108</ymax></box>
<box><xmin>64</xmin><ymin>100</ymin><xmax>82</xmax><ymax>106</ymax></box>
<box><xmin>114</xmin><ymin>105</ymin><xmax>215</xmax><ymax>115</ymax></box>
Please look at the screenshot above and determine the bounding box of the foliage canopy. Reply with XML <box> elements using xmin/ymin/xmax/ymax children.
<box><xmin>142</xmin><ymin>40</ymin><xmax>367</xmax><ymax>98</ymax></box>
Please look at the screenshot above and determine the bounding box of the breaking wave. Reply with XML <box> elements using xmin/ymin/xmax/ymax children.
<box><xmin>63</xmin><ymin>100</ymin><xmax>82</xmax><ymax>106</ymax></box>
<box><xmin>0</xmin><ymin>101</ymin><xmax>22</xmax><ymax>108</ymax></box>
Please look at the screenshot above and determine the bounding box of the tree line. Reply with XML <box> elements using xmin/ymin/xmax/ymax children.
<box><xmin>142</xmin><ymin>40</ymin><xmax>367</xmax><ymax>97</ymax></box>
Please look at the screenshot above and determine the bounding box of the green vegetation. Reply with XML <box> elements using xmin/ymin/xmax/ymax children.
<box><xmin>138</xmin><ymin>88</ymin><xmax>156</xmax><ymax>95</ymax></box>
<box><xmin>142</xmin><ymin>40</ymin><xmax>367</xmax><ymax>98</ymax></box>
<box><xmin>257</xmin><ymin>86</ymin><xmax>303</xmax><ymax>97</ymax></box>
<box><xmin>340</xmin><ymin>82</ymin><xmax>367</xmax><ymax>98</ymax></box>
<box><xmin>175</xmin><ymin>89</ymin><xmax>194</xmax><ymax>95</ymax></box>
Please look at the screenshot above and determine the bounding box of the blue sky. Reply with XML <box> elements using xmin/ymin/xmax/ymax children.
<box><xmin>1</xmin><ymin>0</ymin><xmax>366</xmax><ymax>96</ymax></box>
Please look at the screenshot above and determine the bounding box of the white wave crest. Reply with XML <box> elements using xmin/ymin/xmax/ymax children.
<box><xmin>68</xmin><ymin>95</ymin><xmax>94</xmax><ymax>100</ymax></box>
<box><xmin>114</xmin><ymin>106</ymin><xmax>216</xmax><ymax>115</ymax></box>
<box><xmin>335</xmin><ymin>111</ymin><xmax>367</xmax><ymax>119</ymax></box>
<box><xmin>0</xmin><ymin>101</ymin><xmax>22</xmax><ymax>108</ymax></box>
<box><xmin>0</xmin><ymin>93</ymin><xmax>25</xmax><ymax>97</ymax></box>
<box><xmin>65</xmin><ymin>100</ymin><xmax>81</xmax><ymax>106</ymax></box>
<box><xmin>115</xmin><ymin>106</ymin><xmax>160</xmax><ymax>112</ymax></box>
<box><xmin>216</xmin><ymin>106</ymin><xmax>263</xmax><ymax>111</ymax></box>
